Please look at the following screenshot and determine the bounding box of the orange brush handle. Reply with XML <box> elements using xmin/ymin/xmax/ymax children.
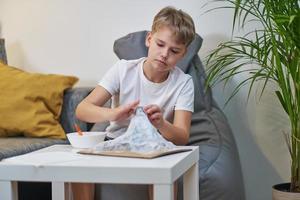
<box><xmin>74</xmin><ymin>124</ymin><xmax>83</xmax><ymax>136</ymax></box>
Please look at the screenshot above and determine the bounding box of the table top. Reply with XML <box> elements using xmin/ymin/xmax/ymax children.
<box><xmin>0</xmin><ymin>145</ymin><xmax>199</xmax><ymax>184</ymax></box>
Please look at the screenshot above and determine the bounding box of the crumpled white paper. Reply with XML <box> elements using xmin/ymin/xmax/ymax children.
<box><xmin>94</xmin><ymin>107</ymin><xmax>176</xmax><ymax>153</ymax></box>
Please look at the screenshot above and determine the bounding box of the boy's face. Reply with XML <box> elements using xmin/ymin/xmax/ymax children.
<box><xmin>145</xmin><ymin>27</ymin><xmax>187</xmax><ymax>73</ymax></box>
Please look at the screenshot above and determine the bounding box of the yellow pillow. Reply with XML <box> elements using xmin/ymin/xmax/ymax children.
<box><xmin>0</xmin><ymin>63</ymin><xmax>78</xmax><ymax>139</ymax></box>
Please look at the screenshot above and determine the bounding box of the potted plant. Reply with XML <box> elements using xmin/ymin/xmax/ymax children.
<box><xmin>205</xmin><ymin>0</ymin><xmax>300</xmax><ymax>198</ymax></box>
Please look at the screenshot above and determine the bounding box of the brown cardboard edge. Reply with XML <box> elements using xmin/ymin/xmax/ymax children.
<box><xmin>78</xmin><ymin>147</ymin><xmax>192</xmax><ymax>159</ymax></box>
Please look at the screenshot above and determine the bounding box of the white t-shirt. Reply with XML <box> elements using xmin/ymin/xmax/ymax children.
<box><xmin>99</xmin><ymin>57</ymin><xmax>194</xmax><ymax>138</ymax></box>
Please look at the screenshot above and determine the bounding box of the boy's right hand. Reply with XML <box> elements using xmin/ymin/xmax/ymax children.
<box><xmin>111</xmin><ymin>100</ymin><xmax>140</xmax><ymax>122</ymax></box>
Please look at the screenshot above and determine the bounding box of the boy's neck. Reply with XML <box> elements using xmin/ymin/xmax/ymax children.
<box><xmin>143</xmin><ymin>59</ymin><xmax>169</xmax><ymax>83</ymax></box>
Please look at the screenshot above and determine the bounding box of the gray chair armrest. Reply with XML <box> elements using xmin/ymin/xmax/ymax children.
<box><xmin>0</xmin><ymin>39</ymin><xmax>7</xmax><ymax>64</ymax></box>
<box><xmin>60</xmin><ymin>87</ymin><xmax>94</xmax><ymax>133</ymax></box>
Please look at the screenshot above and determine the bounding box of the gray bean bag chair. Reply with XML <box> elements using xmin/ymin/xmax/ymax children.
<box><xmin>94</xmin><ymin>31</ymin><xmax>245</xmax><ymax>200</ymax></box>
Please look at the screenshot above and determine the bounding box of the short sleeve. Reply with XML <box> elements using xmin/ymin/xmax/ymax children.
<box><xmin>175</xmin><ymin>78</ymin><xmax>194</xmax><ymax>112</ymax></box>
<box><xmin>98</xmin><ymin>61</ymin><xmax>120</xmax><ymax>95</ymax></box>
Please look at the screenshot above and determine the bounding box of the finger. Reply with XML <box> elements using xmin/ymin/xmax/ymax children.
<box><xmin>144</xmin><ymin>105</ymin><xmax>153</xmax><ymax>112</ymax></box>
<box><xmin>122</xmin><ymin>105</ymin><xmax>131</xmax><ymax>113</ymax></box>
<box><xmin>144</xmin><ymin>104</ymin><xmax>159</xmax><ymax>110</ymax></box>
<box><xmin>146</xmin><ymin>106</ymin><xmax>160</xmax><ymax>115</ymax></box>
<box><xmin>128</xmin><ymin>109</ymin><xmax>134</xmax><ymax>115</ymax></box>
<box><xmin>149</xmin><ymin>118</ymin><xmax>160</xmax><ymax>128</ymax></box>
<box><xmin>124</xmin><ymin>100</ymin><xmax>139</xmax><ymax>111</ymax></box>
<box><xmin>129</xmin><ymin>100</ymin><xmax>140</xmax><ymax>110</ymax></box>
<box><xmin>131</xmin><ymin>100</ymin><xmax>140</xmax><ymax>107</ymax></box>
<box><xmin>150</xmin><ymin>113</ymin><xmax>162</xmax><ymax>121</ymax></box>
<box><xmin>143</xmin><ymin>105</ymin><xmax>153</xmax><ymax>112</ymax></box>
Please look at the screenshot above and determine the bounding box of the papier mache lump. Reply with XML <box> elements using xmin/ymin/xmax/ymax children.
<box><xmin>94</xmin><ymin>107</ymin><xmax>176</xmax><ymax>153</ymax></box>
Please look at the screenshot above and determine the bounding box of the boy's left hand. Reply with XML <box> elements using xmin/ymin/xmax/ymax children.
<box><xmin>143</xmin><ymin>104</ymin><xmax>165</xmax><ymax>129</ymax></box>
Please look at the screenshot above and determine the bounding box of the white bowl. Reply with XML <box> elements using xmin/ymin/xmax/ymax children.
<box><xmin>67</xmin><ymin>132</ymin><xmax>106</xmax><ymax>149</ymax></box>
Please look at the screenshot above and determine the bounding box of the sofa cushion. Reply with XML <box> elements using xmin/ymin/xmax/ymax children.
<box><xmin>0</xmin><ymin>137</ymin><xmax>68</xmax><ymax>160</ymax></box>
<box><xmin>0</xmin><ymin>63</ymin><xmax>78</xmax><ymax>139</ymax></box>
<box><xmin>60</xmin><ymin>87</ymin><xmax>94</xmax><ymax>133</ymax></box>
<box><xmin>0</xmin><ymin>39</ymin><xmax>7</xmax><ymax>64</ymax></box>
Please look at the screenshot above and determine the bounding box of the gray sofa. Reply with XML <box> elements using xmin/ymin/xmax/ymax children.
<box><xmin>0</xmin><ymin>32</ymin><xmax>245</xmax><ymax>200</ymax></box>
<box><xmin>0</xmin><ymin>38</ymin><xmax>93</xmax><ymax>199</ymax></box>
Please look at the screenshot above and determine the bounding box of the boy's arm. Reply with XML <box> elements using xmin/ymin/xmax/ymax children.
<box><xmin>144</xmin><ymin>105</ymin><xmax>191</xmax><ymax>145</ymax></box>
<box><xmin>76</xmin><ymin>85</ymin><xmax>139</xmax><ymax>123</ymax></box>
<box><xmin>159</xmin><ymin>110</ymin><xmax>192</xmax><ymax>145</ymax></box>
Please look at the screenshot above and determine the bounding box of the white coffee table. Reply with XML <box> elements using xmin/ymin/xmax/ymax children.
<box><xmin>0</xmin><ymin>144</ymin><xmax>199</xmax><ymax>200</ymax></box>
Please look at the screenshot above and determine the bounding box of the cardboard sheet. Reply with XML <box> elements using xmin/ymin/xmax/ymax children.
<box><xmin>78</xmin><ymin>147</ymin><xmax>192</xmax><ymax>159</ymax></box>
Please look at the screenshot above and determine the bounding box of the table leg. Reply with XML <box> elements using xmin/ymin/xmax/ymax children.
<box><xmin>64</xmin><ymin>182</ymin><xmax>72</xmax><ymax>200</ymax></box>
<box><xmin>183</xmin><ymin>163</ymin><xmax>199</xmax><ymax>200</ymax></box>
<box><xmin>154</xmin><ymin>184</ymin><xmax>173</xmax><ymax>200</ymax></box>
<box><xmin>0</xmin><ymin>181</ymin><xmax>18</xmax><ymax>200</ymax></box>
<box><xmin>52</xmin><ymin>182</ymin><xmax>65</xmax><ymax>200</ymax></box>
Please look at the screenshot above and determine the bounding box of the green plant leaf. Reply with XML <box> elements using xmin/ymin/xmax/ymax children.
<box><xmin>205</xmin><ymin>0</ymin><xmax>300</xmax><ymax>191</ymax></box>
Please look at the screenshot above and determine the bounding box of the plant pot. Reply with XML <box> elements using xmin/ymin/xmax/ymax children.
<box><xmin>272</xmin><ymin>183</ymin><xmax>300</xmax><ymax>200</ymax></box>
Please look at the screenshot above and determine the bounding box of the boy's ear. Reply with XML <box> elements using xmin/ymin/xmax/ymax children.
<box><xmin>145</xmin><ymin>32</ymin><xmax>152</xmax><ymax>47</ymax></box>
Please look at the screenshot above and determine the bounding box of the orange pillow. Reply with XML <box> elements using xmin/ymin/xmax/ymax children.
<box><xmin>0</xmin><ymin>62</ymin><xmax>78</xmax><ymax>139</ymax></box>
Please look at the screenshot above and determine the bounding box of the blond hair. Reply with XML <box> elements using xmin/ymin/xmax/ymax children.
<box><xmin>151</xmin><ymin>6</ymin><xmax>195</xmax><ymax>46</ymax></box>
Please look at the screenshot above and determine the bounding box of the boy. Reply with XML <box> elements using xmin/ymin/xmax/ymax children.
<box><xmin>73</xmin><ymin>6</ymin><xmax>195</xmax><ymax>200</ymax></box>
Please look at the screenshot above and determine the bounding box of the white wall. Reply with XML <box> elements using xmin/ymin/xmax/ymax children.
<box><xmin>0</xmin><ymin>1</ymin><xmax>291</xmax><ymax>200</ymax></box>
